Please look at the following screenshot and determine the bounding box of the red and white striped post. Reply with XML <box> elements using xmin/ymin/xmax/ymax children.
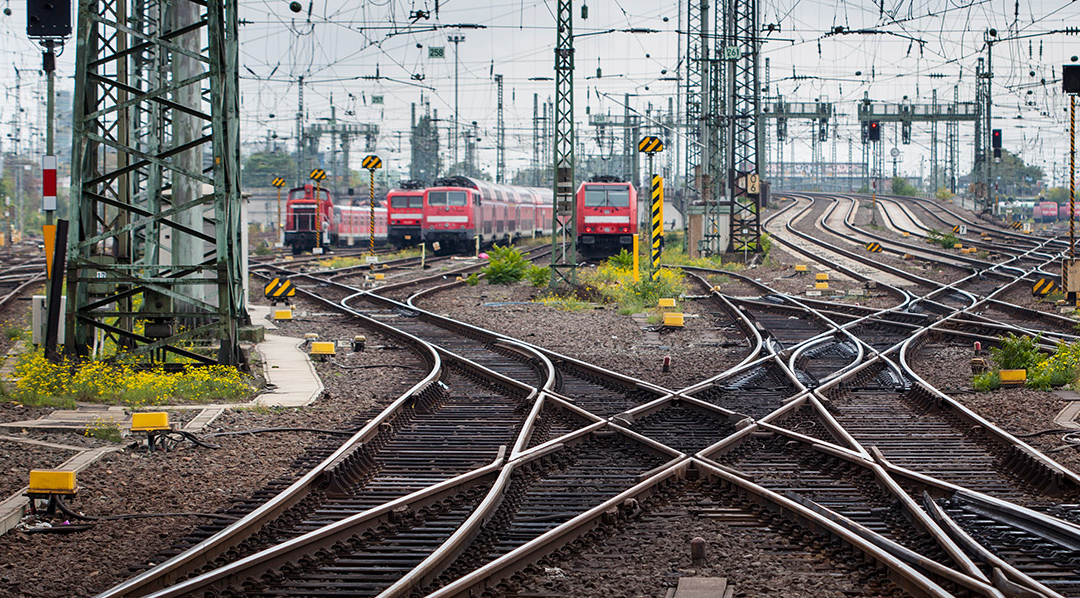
<box><xmin>42</xmin><ymin>155</ymin><xmax>57</xmax><ymax>212</ymax></box>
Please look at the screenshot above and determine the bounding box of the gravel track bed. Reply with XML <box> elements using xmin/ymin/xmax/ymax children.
<box><xmin>788</xmin><ymin>200</ymin><xmax>963</xmax><ymax>286</ymax></box>
<box><xmin>999</xmin><ymin>284</ymin><xmax>1070</xmax><ymax>315</ymax></box>
<box><xmin>0</xmin><ymin>306</ymin><xmax>425</xmax><ymax>598</ymax></box>
<box><xmin>415</xmin><ymin>276</ymin><xmax>748</xmax><ymax>389</ymax></box>
<box><xmin>911</xmin><ymin>339</ymin><xmax>1080</xmax><ymax>476</ymax></box>
<box><xmin>509</xmin><ymin>483</ymin><xmax>906</xmax><ymax>598</ymax></box>
<box><xmin>0</xmin><ymin>286</ymin><xmax>36</xmax><ymax>359</ymax></box>
<box><xmin>0</xmin><ymin>439</ymin><xmax>77</xmax><ymax>502</ymax></box>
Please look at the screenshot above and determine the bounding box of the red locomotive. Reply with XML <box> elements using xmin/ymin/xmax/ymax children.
<box><xmin>421</xmin><ymin>176</ymin><xmax>553</xmax><ymax>252</ymax></box>
<box><xmin>283</xmin><ymin>184</ymin><xmax>388</xmax><ymax>253</ymax></box>
<box><xmin>575</xmin><ymin>176</ymin><xmax>638</xmax><ymax>258</ymax></box>
<box><xmin>386</xmin><ymin>180</ymin><xmax>426</xmax><ymax>248</ymax></box>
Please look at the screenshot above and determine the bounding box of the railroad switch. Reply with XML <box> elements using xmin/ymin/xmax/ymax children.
<box><xmin>814</xmin><ymin>281</ymin><xmax>829</xmax><ymax>290</ymax></box>
<box><xmin>131</xmin><ymin>412</ymin><xmax>173</xmax><ymax>452</ymax></box>
<box><xmin>26</xmin><ymin>470</ymin><xmax>78</xmax><ymax>516</ymax></box>
<box><xmin>658</xmin><ymin>298</ymin><xmax>676</xmax><ymax>308</ymax></box>
<box><xmin>815</xmin><ymin>272</ymin><xmax>829</xmax><ymax>282</ymax></box>
<box><xmin>352</xmin><ymin>335</ymin><xmax>366</xmax><ymax>352</ymax></box>
<box><xmin>304</xmin><ymin>333</ymin><xmax>319</xmax><ymax>341</ymax></box>
<box><xmin>794</xmin><ymin>264</ymin><xmax>808</xmax><ymax>274</ymax></box>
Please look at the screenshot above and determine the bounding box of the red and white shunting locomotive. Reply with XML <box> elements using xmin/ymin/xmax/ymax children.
<box><xmin>421</xmin><ymin>176</ymin><xmax>553</xmax><ymax>252</ymax></box>
<box><xmin>283</xmin><ymin>184</ymin><xmax>388</xmax><ymax>254</ymax></box>
<box><xmin>575</xmin><ymin>176</ymin><xmax>638</xmax><ymax>258</ymax></box>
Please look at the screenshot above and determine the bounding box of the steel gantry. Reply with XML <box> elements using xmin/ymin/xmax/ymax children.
<box><xmin>856</xmin><ymin>96</ymin><xmax>979</xmax><ymax>194</ymax></box>
<box><xmin>549</xmin><ymin>0</ymin><xmax>577</xmax><ymax>287</ymax></box>
<box><xmin>724</xmin><ymin>0</ymin><xmax>764</xmax><ymax>254</ymax></box>
<box><xmin>69</xmin><ymin>0</ymin><xmax>245</xmax><ymax>365</ymax></box>
<box><xmin>761</xmin><ymin>99</ymin><xmax>833</xmax><ymax>189</ymax></box>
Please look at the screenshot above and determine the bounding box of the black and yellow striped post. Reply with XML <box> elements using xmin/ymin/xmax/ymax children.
<box><xmin>651</xmin><ymin>175</ymin><xmax>664</xmax><ymax>280</ymax></box>
<box><xmin>638</xmin><ymin>136</ymin><xmax>664</xmax><ymax>281</ymax></box>
<box><xmin>363</xmin><ymin>155</ymin><xmax>382</xmax><ymax>258</ymax></box>
<box><xmin>272</xmin><ymin>176</ymin><xmax>287</xmax><ymax>248</ymax></box>
<box><xmin>1069</xmin><ymin>93</ymin><xmax>1076</xmax><ymax>302</ymax></box>
<box><xmin>309</xmin><ymin>169</ymin><xmax>327</xmax><ymax>252</ymax></box>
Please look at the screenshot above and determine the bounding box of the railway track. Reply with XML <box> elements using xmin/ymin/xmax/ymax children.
<box><xmin>90</xmin><ymin>193</ymin><xmax>1080</xmax><ymax>598</ymax></box>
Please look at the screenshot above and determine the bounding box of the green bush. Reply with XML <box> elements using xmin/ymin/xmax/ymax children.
<box><xmin>482</xmin><ymin>244</ymin><xmax>528</xmax><ymax>284</ymax></box>
<box><xmin>525</xmin><ymin>265</ymin><xmax>550</xmax><ymax>287</ymax></box>
<box><xmin>607</xmin><ymin>249</ymin><xmax>635</xmax><ymax>270</ymax></box>
<box><xmin>926</xmin><ymin>229</ymin><xmax>960</xmax><ymax>250</ymax></box>
<box><xmin>973</xmin><ymin>371</ymin><xmax>1001</xmax><ymax>392</ymax></box>
<box><xmin>990</xmin><ymin>333</ymin><xmax>1043</xmax><ymax>371</ymax></box>
<box><xmin>465</xmin><ymin>273</ymin><xmax>480</xmax><ymax>286</ymax></box>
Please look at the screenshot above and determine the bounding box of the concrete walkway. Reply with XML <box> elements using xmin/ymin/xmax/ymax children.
<box><xmin>248</xmin><ymin>305</ymin><xmax>323</xmax><ymax>407</ymax></box>
<box><xmin>253</xmin><ymin>333</ymin><xmax>324</xmax><ymax>407</ymax></box>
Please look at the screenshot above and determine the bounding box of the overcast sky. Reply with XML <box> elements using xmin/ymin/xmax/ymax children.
<box><xmin>2</xmin><ymin>0</ymin><xmax>1079</xmax><ymax>186</ymax></box>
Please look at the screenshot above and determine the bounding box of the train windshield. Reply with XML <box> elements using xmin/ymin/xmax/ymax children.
<box><xmin>428</xmin><ymin>191</ymin><xmax>468</xmax><ymax>207</ymax></box>
<box><xmin>391</xmin><ymin>194</ymin><xmax>424</xmax><ymax>208</ymax></box>
<box><xmin>584</xmin><ymin>185</ymin><xmax>630</xmax><ymax>208</ymax></box>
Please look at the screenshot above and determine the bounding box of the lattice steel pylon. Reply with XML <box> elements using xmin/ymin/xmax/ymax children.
<box><xmin>549</xmin><ymin>0</ymin><xmax>577</xmax><ymax>287</ymax></box>
<box><xmin>724</xmin><ymin>0</ymin><xmax>763</xmax><ymax>253</ymax></box>
<box><xmin>495</xmin><ymin>74</ymin><xmax>505</xmax><ymax>184</ymax></box>
<box><xmin>683</xmin><ymin>0</ymin><xmax>705</xmax><ymax>203</ymax></box>
<box><xmin>68</xmin><ymin>0</ymin><xmax>245</xmax><ymax>365</ymax></box>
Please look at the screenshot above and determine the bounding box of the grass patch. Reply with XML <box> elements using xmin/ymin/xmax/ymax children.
<box><xmin>972</xmin><ymin>370</ymin><xmax>1001</xmax><ymax>392</ymax></box>
<box><xmin>9</xmin><ymin>350</ymin><xmax>254</xmax><ymax>408</ymax></box>
<box><xmin>318</xmin><ymin>256</ymin><xmax>365</xmax><ymax>269</ymax></box>
<box><xmin>84</xmin><ymin>417</ymin><xmax>123</xmax><ymax>443</ymax></box>
<box><xmin>534</xmin><ymin>294</ymin><xmax>592</xmax><ymax>312</ymax></box>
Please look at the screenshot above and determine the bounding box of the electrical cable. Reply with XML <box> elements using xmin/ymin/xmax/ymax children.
<box><xmin>203</xmin><ymin>427</ymin><xmax>361</xmax><ymax>437</ymax></box>
<box><xmin>52</xmin><ymin>496</ymin><xmax>240</xmax><ymax>523</ymax></box>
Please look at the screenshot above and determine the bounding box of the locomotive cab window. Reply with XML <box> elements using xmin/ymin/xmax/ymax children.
<box><xmin>448</xmin><ymin>191</ymin><xmax>467</xmax><ymax>206</ymax></box>
<box><xmin>391</xmin><ymin>196</ymin><xmax>409</xmax><ymax>208</ymax></box>
<box><xmin>409</xmin><ymin>195</ymin><xmax>423</xmax><ymax>208</ymax></box>
<box><xmin>584</xmin><ymin>185</ymin><xmax>629</xmax><ymax>207</ymax></box>
<box><xmin>428</xmin><ymin>191</ymin><xmax>447</xmax><ymax>206</ymax></box>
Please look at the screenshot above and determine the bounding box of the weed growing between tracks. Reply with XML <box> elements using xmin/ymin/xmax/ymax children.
<box><xmin>974</xmin><ymin>333</ymin><xmax>1080</xmax><ymax>391</ymax></box>
<box><xmin>3</xmin><ymin>349</ymin><xmax>253</xmax><ymax>408</ymax></box>
<box><xmin>926</xmin><ymin>228</ymin><xmax>960</xmax><ymax>250</ymax></box>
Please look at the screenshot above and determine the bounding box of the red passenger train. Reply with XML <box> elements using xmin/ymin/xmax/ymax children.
<box><xmin>283</xmin><ymin>184</ymin><xmax>388</xmax><ymax>253</ymax></box>
<box><xmin>386</xmin><ymin>180</ymin><xmax>426</xmax><ymax>248</ymax></box>
<box><xmin>421</xmin><ymin>176</ymin><xmax>553</xmax><ymax>252</ymax></box>
<box><xmin>575</xmin><ymin>176</ymin><xmax>638</xmax><ymax>258</ymax></box>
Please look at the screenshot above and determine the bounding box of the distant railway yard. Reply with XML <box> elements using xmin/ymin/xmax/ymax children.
<box><xmin>3</xmin><ymin>192</ymin><xmax>1080</xmax><ymax>597</ymax></box>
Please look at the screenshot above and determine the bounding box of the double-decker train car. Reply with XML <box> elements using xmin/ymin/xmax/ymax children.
<box><xmin>386</xmin><ymin>180</ymin><xmax>426</xmax><ymax>248</ymax></box>
<box><xmin>334</xmin><ymin>203</ymin><xmax>389</xmax><ymax>247</ymax></box>
<box><xmin>1038</xmin><ymin>201</ymin><xmax>1059</xmax><ymax>223</ymax></box>
<box><xmin>575</xmin><ymin>176</ymin><xmax>638</xmax><ymax>258</ymax></box>
<box><xmin>421</xmin><ymin>176</ymin><xmax>553</xmax><ymax>252</ymax></box>
<box><xmin>283</xmin><ymin>183</ymin><xmax>388</xmax><ymax>253</ymax></box>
